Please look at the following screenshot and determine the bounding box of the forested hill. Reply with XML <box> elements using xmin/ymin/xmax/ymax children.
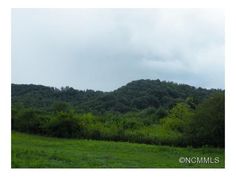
<box><xmin>12</xmin><ymin>79</ymin><xmax>221</xmax><ymax>113</ymax></box>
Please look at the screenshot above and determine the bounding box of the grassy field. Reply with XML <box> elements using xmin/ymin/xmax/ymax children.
<box><xmin>12</xmin><ymin>132</ymin><xmax>224</xmax><ymax>168</ymax></box>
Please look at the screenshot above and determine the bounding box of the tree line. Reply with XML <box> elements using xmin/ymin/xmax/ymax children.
<box><xmin>11</xmin><ymin>79</ymin><xmax>225</xmax><ymax>147</ymax></box>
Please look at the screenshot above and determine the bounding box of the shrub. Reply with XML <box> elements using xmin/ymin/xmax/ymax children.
<box><xmin>12</xmin><ymin>108</ymin><xmax>47</xmax><ymax>134</ymax></box>
<box><xmin>46</xmin><ymin>112</ymin><xmax>82</xmax><ymax>138</ymax></box>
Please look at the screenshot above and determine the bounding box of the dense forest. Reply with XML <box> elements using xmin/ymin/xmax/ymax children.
<box><xmin>12</xmin><ymin>79</ymin><xmax>225</xmax><ymax>147</ymax></box>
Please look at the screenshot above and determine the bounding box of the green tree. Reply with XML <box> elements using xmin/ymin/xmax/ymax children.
<box><xmin>13</xmin><ymin>108</ymin><xmax>47</xmax><ymax>134</ymax></box>
<box><xmin>160</xmin><ymin>103</ymin><xmax>193</xmax><ymax>133</ymax></box>
<box><xmin>46</xmin><ymin>112</ymin><xmax>82</xmax><ymax>138</ymax></box>
<box><xmin>186</xmin><ymin>92</ymin><xmax>225</xmax><ymax>147</ymax></box>
<box><xmin>53</xmin><ymin>102</ymin><xmax>70</xmax><ymax>113</ymax></box>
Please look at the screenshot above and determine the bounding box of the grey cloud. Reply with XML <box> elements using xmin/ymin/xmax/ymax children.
<box><xmin>12</xmin><ymin>9</ymin><xmax>224</xmax><ymax>91</ymax></box>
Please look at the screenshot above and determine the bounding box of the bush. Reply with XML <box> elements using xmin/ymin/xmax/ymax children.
<box><xmin>12</xmin><ymin>108</ymin><xmax>47</xmax><ymax>134</ymax></box>
<box><xmin>46</xmin><ymin>112</ymin><xmax>82</xmax><ymax>138</ymax></box>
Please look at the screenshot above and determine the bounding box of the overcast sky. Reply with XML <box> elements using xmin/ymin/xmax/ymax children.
<box><xmin>12</xmin><ymin>9</ymin><xmax>224</xmax><ymax>91</ymax></box>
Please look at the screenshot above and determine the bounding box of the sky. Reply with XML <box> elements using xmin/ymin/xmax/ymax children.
<box><xmin>12</xmin><ymin>9</ymin><xmax>224</xmax><ymax>91</ymax></box>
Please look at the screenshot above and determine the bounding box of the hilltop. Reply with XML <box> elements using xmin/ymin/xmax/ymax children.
<box><xmin>12</xmin><ymin>79</ymin><xmax>220</xmax><ymax>113</ymax></box>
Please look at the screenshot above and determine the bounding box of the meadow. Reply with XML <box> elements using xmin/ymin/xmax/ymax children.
<box><xmin>12</xmin><ymin>132</ymin><xmax>224</xmax><ymax>168</ymax></box>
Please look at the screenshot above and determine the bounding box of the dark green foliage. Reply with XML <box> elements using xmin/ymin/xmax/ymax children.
<box><xmin>156</xmin><ymin>107</ymin><xmax>168</xmax><ymax>118</ymax></box>
<box><xmin>52</xmin><ymin>102</ymin><xmax>71</xmax><ymax>113</ymax></box>
<box><xmin>12</xmin><ymin>108</ymin><xmax>49</xmax><ymax>134</ymax></box>
<box><xmin>46</xmin><ymin>115</ymin><xmax>81</xmax><ymax>138</ymax></box>
<box><xmin>185</xmin><ymin>92</ymin><xmax>225</xmax><ymax>147</ymax></box>
<box><xmin>12</xmin><ymin>79</ymin><xmax>218</xmax><ymax>113</ymax></box>
<box><xmin>45</xmin><ymin>112</ymin><xmax>83</xmax><ymax>138</ymax></box>
<box><xmin>138</xmin><ymin>107</ymin><xmax>162</xmax><ymax>125</ymax></box>
<box><xmin>11</xmin><ymin>79</ymin><xmax>225</xmax><ymax>147</ymax></box>
<box><xmin>185</xmin><ymin>97</ymin><xmax>196</xmax><ymax>109</ymax></box>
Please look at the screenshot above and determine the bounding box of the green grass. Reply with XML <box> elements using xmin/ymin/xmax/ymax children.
<box><xmin>12</xmin><ymin>131</ymin><xmax>224</xmax><ymax>168</ymax></box>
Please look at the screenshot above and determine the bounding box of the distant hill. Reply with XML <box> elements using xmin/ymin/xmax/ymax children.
<box><xmin>12</xmin><ymin>79</ymin><xmax>221</xmax><ymax>113</ymax></box>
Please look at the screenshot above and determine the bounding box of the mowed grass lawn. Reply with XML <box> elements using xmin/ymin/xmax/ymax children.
<box><xmin>12</xmin><ymin>132</ymin><xmax>224</xmax><ymax>168</ymax></box>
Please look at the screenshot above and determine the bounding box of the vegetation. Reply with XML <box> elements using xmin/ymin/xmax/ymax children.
<box><xmin>12</xmin><ymin>79</ymin><xmax>225</xmax><ymax>148</ymax></box>
<box><xmin>12</xmin><ymin>132</ymin><xmax>224</xmax><ymax>168</ymax></box>
<box><xmin>185</xmin><ymin>92</ymin><xmax>225</xmax><ymax>147</ymax></box>
<box><xmin>12</xmin><ymin>79</ymin><xmax>219</xmax><ymax>113</ymax></box>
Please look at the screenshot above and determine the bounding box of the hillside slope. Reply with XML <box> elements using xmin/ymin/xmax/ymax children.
<box><xmin>12</xmin><ymin>79</ymin><xmax>220</xmax><ymax>113</ymax></box>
